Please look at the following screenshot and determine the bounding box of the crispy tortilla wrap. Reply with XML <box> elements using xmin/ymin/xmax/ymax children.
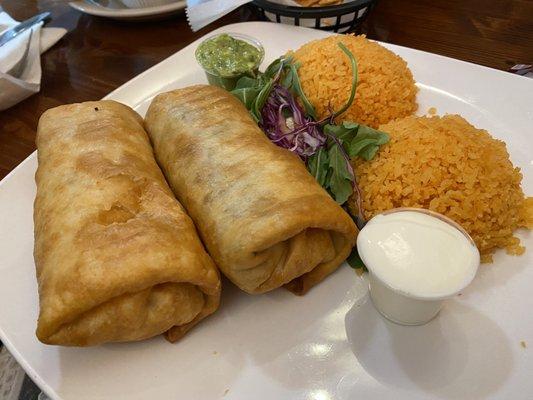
<box><xmin>145</xmin><ymin>85</ymin><xmax>357</xmax><ymax>295</ymax></box>
<box><xmin>34</xmin><ymin>100</ymin><xmax>220</xmax><ymax>346</ymax></box>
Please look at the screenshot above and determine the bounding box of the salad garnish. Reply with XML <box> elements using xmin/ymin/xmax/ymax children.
<box><xmin>231</xmin><ymin>43</ymin><xmax>389</xmax><ymax>269</ymax></box>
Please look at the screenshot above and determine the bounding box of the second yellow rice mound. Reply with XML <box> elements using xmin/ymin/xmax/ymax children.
<box><xmin>349</xmin><ymin>115</ymin><xmax>532</xmax><ymax>262</ymax></box>
<box><xmin>292</xmin><ymin>34</ymin><xmax>418</xmax><ymax>128</ymax></box>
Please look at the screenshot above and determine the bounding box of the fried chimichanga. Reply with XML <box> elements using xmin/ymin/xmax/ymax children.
<box><xmin>34</xmin><ymin>100</ymin><xmax>220</xmax><ymax>346</ymax></box>
<box><xmin>145</xmin><ymin>85</ymin><xmax>357</xmax><ymax>295</ymax></box>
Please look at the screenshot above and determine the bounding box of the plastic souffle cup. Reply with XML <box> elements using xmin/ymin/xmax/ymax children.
<box><xmin>357</xmin><ymin>207</ymin><xmax>480</xmax><ymax>326</ymax></box>
<box><xmin>195</xmin><ymin>33</ymin><xmax>264</xmax><ymax>91</ymax></box>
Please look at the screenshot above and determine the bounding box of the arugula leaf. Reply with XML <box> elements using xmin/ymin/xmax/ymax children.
<box><xmin>231</xmin><ymin>55</ymin><xmax>317</xmax><ymax>125</ymax></box>
<box><xmin>346</xmin><ymin>245</ymin><xmax>367</xmax><ymax>270</ymax></box>
<box><xmin>323</xmin><ymin>122</ymin><xmax>356</xmax><ymax>144</ymax></box>
<box><xmin>349</xmin><ymin>135</ymin><xmax>380</xmax><ymax>155</ymax></box>
<box><xmin>344</xmin><ymin>208</ymin><xmax>367</xmax><ymax>270</ymax></box>
<box><xmin>234</xmin><ymin>76</ymin><xmax>261</xmax><ymax>90</ymax></box>
<box><xmin>342</xmin><ymin>121</ymin><xmax>359</xmax><ymax>130</ymax></box>
<box><xmin>263</xmin><ymin>59</ymin><xmax>281</xmax><ymax>79</ymax></box>
<box><xmin>357</xmin><ymin>124</ymin><xmax>390</xmax><ymax>142</ymax></box>
<box><xmin>350</xmin><ymin>138</ymin><xmax>381</xmax><ymax>159</ymax></box>
<box><xmin>324</xmin><ymin>121</ymin><xmax>389</xmax><ymax>161</ymax></box>
<box><xmin>361</xmin><ymin>146</ymin><xmax>380</xmax><ymax>161</ymax></box>
<box><xmin>280</xmin><ymin>68</ymin><xmax>294</xmax><ymax>90</ymax></box>
<box><xmin>232</xmin><ymin>87</ymin><xmax>262</xmax><ymax>110</ymax></box>
<box><xmin>307</xmin><ymin>147</ymin><xmax>329</xmax><ymax>186</ymax></box>
<box><xmin>252</xmin><ymin>79</ymin><xmax>274</xmax><ymax>122</ymax></box>
<box><xmin>331</xmin><ymin>43</ymin><xmax>358</xmax><ymax>120</ymax></box>
<box><xmin>263</xmin><ymin>56</ymin><xmax>291</xmax><ymax>79</ymax></box>
<box><xmin>289</xmin><ymin>63</ymin><xmax>317</xmax><ymax>120</ymax></box>
<box><xmin>348</xmin><ymin>127</ymin><xmax>389</xmax><ymax>160</ymax></box>
<box><xmin>327</xmin><ymin>142</ymin><xmax>354</xmax><ymax>204</ymax></box>
<box><xmin>231</xmin><ymin>75</ymin><xmax>267</xmax><ymax>111</ymax></box>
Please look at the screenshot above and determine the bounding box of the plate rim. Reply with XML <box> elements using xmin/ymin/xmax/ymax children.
<box><xmin>0</xmin><ymin>21</ymin><xmax>531</xmax><ymax>400</ymax></box>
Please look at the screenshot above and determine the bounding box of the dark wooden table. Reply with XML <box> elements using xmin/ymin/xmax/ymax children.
<box><xmin>0</xmin><ymin>0</ymin><xmax>532</xmax><ymax>180</ymax></box>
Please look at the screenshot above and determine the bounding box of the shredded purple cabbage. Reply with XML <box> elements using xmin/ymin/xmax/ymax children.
<box><xmin>260</xmin><ymin>84</ymin><xmax>326</xmax><ymax>160</ymax></box>
<box><xmin>260</xmin><ymin>83</ymin><xmax>362</xmax><ymax>216</ymax></box>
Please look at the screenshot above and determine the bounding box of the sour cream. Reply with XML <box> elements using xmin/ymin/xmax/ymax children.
<box><xmin>357</xmin><ymin>209</ymin><xmax>480</xmax><ymax>325</ymax></box>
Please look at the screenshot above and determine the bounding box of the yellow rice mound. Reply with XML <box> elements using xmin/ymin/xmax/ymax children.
<box><xmin>348</xmin><ymin>115</ymin><xmax>532</xmax><ymax>262</ymax></box>
<box><xmin>292</xmin><ymin>34</ymin><xmax>418</xmax><ymax>129</ymax></box>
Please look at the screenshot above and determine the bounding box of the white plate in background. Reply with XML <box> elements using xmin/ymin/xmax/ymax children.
<box><xmin>69</xmin><ymin>0</ymin><xmax>185</xmax><ymax>20</ymax></box>
<box><xmin>0</xmin><ymin>22</ymin><xmax>531</xmax><ymax>400</ymax></box>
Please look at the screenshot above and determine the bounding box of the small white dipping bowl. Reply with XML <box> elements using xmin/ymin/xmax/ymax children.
<box><xmin>357</xmin><ymin>208</ymin><xmax>480</xmax><ymax>326</ymax></box>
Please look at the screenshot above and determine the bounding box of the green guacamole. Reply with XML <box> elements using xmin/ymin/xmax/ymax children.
<box><xmin>196</xmin><ymin>34</ymin><xmax>262</xmax><ymax>78</ymax></box>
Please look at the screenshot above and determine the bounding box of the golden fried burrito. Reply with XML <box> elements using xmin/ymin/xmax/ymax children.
<box><xmin>145</xmin><ymin>85</ymin><xmax>357</xmax><ymax>295</ymax></box>
<box><xmin>34</xmin><ymin>100</ymin><xmax>220</xmax><ymax>346</ymax></box>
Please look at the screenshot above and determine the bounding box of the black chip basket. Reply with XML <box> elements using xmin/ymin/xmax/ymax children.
<box><xmin>252</xmin><ymin>0</ymin><xmax>377</xmax><ymax>33</ymax></box>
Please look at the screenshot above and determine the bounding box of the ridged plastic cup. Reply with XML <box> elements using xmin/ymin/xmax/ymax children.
<box><xmin>195</xmin><ymin>33</ymin><xmax>264</xmax><ymax>91</ymax></box>
<box><xmin>358</xmin><ymin>208</ymin><xmax>480</xmax><ymax>326</ymax></box>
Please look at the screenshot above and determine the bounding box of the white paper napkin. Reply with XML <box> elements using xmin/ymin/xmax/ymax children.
<box><xmin>186</xmin><ymin>0</ymin><xmax>251</xmax><ymax>32</ymax></box>
<box><xmin>0</xmin><ymin>12</ymin><xmax>67</xmax><ymax>111</ymax></box>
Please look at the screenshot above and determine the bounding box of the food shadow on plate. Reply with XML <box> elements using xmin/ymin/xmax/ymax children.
<box><xmin>217</xmin><ymin>268</ymin><xmax>371</xmax><ymax>394</ymax></box>
<box><xmin>54</xmin><ymin>281</ymin><xmax>247</xmax><ymax>399</ymax></box>
<box><xmin>464</xmin><ymin>240</ymin><xmax>529</xmax><ymax>298</ymax></box>
<box><xmin>345</xmin><ymin>294</ymin><xmax>513</xmax><ymax>399</ymax></box>
<box><xmin>53</xmin><ymin>271</ymin><xmax>359</xmax><ymax>399</ymax></box>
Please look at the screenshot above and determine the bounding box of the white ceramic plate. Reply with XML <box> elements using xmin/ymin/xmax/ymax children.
<box><xmin>0</xmin><ymin>22</ymin><xmax>532</xmax><ymax>400</ymax></box>
<box><xmin>69</xmin><ymin>0</ymin><xmax>185</xmax><ymax>20</ymax></box>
